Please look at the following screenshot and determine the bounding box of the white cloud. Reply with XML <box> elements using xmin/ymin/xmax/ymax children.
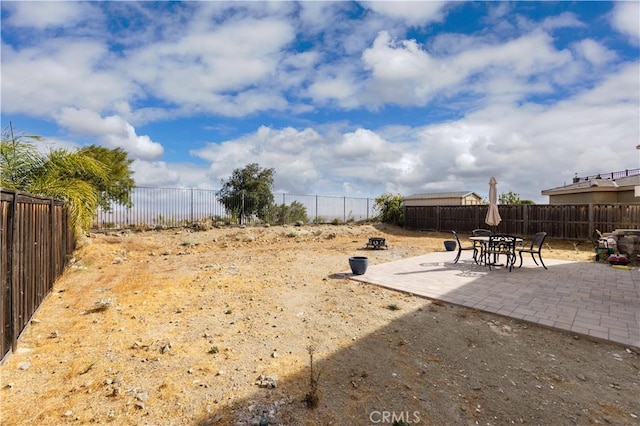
<box><xmin>131</xmin><ymin>160</ymin><xmax>181</xmax><ymax>187</ymax></box>
<box><xmin>57</xmin><ymin>108</ymin><xmax>164</xmax><ymax>161</ymax></box>
<box><xmin>130</xmin><ymin>160</ymin><xmax>215</xmax><ymax>188</ymax></box>
<box><xmin>573</xmin><ymin>39</ymin><xmax>618</xmax><ymax>66</ymax></box>
<box><xmin>297</xmin><ymin>2</ymin><xmax>352</xmax><ymax>34</ymax></box>
<box><xmin>448</xmin><ymin>64</ymin><xmax>639</xmax><ymax>200</ymax></box>
<box><xmin>191</xmin><ymin>126</ymin><xmax>324</xmax><ymax>193</ymax></box>
<box><xmin>2</xmin><ymin>3</ymin><xmax>301</xmax><ymax>121</ymax></box>
<box><xmin>611</xmin><ymin>2</ymin><xmax>640</xmax><ymax>44</ymax></box>
<box><xmin>306</xmin><ymin>67</ymin><xmax>360</xmax><ymax>107</ymax></box>
<box><xmin>361</xmin><ymin>1</ymin><xmax>450</xmax><ymax>26</ymax></box>
<box><xmin>361</xmin><ymin>31</ymin><xmax>455</xmax><ymax>106</ymax></box>
<box><xmin>359</xmin><ymin>30</ymin><xmax>574</xmax><ymax>107</ymax></box>
<box><xmin>3</xmin><ymin>1</ymin><xmax>99</xmax><ymax>30</ymax></box>
<box><xmin>574</xmin><ymin>62</ymin><xmax>640</xmax><ymax>106</ymax></box>
<box><xmin>1</xmin><ymin>39</ymin><xmax>135</xmax><ymax>116</ymax></box>
<box><xmin>222</xmin><ymin>58</ymin><xmax>636</xmax><ymax>201</ymax></box>
<box><xmin>123</xmin><ymin>17</ymin><xmax>295</xmax><ymax>116</ymax></box>
<box><xmin>485</xmin><ymin>2</ymin><xmax>511</xmax><ymax>24</ymax></box>
<box><xmin>364</xmin><ymin>33</ymin><xmax>433</xmax><ymax>81</ymax></box>
<box><xmin>190</xmin><ymin>125</ymin><xmax>411</xmax><ymax>196</ymax></box>
<box><xmin>143</xmin><ymin>50</ymin><xmax>639</xmax><ymax>201</ymax></box>
<box><xmin>454</xmin><ymin>31</ymin><xmax>572</xmax><ymax>79</ymax></box>
<box><xmin>539</xmin><ymin>12</ymin><xmax>585</xmax><ymax>31</ymax></box>
<box><xmin>136</xmin><ymin>76</ymin><xmax>639</xmax><ymax>200</ymax></box>
<box><xmin>335</xmin><ymin>128</ymin><xmax>392</xmax><ymax>160</ymax></box>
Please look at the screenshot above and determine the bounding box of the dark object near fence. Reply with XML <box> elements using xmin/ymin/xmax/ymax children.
<box><xmin>349</xmin><ymin>256</ymin><xmax>368</xmax><ymax>275</ymax></box>
<box><xmin>517</xmin><ymin>232</ymin><xmax>548</xmax><ymax>269</ymax></box>
<box><xmin>443</xmin><ymin>240</ymin><xmax>456</xmax><ymax>251</ymax></box>
<box><xmin>607</xmin><ymin>254</ymin><xmax>629</xmax><ymax>265</ymax></box>
<box><xmin>1</xmin><ymin>189</ymin><xmax>75</xmax><ymax>362</ymax></box>
<box><xmin>451</xmin><ymin>230</ymin><xmax>478</xmax><ymax>264</ymax></box>
<box><xmin>366</xmin><ymin>237</ymin><xmax>388</xmax><ymax>250</ymax></box>
<box><xmin>595</xmin><ymin>246</ymin><xmax>615</xmax><ymax>261</ymax></box>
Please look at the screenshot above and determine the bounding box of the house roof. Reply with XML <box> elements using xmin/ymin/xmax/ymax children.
<box><xmin>404</xmin><ymin>191</ymin><xmax>481</xmax><ymax>200</ymax></box>
<box><xmin>541</xmin><ymin>175</ymin><xmax>640</xmax><ymax>195</ymax></box>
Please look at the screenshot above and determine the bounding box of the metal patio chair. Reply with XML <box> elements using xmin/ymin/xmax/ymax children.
<box><xmin>517</xmin><ymin>232</ymin><xmax>548</xmax><ymax>269</ymax></box>
<box><xmin>452</xmin><ymin>230</ymin><xmax>478</xmax><ymax>264</ymax></box>
<box><xmin>471</xmin><ymin>229</ymin><xmax>492</xmax><ymax>260</ymax></box>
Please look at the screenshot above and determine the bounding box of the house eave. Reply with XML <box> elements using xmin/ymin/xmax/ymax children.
<box><xmin>541</xmin><ymin>186</ymin><xmax>624</xmax><ymax>196</ymax></box>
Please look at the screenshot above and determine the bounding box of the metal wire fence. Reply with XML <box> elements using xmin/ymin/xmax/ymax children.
<box><xmin>92</xmin><ymin>186</ymin><xmax>377</xmax><ymax>230</ymax></box>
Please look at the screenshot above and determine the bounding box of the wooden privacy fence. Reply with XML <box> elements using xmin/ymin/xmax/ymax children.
<box><xmin>1</xmin><ymin>189</ymin><xmax>75</xmax><ymax>361</ymax></box>
<box><xmin>404</xmin><ymin>203</ymin><xmax>640</xmax><ymax>240</ymax></box>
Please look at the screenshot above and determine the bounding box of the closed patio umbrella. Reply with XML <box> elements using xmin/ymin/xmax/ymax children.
<box><xmin>485</xmin><ymin>176</ymin><xmax>502</xmax><ymax>227</ymax></box>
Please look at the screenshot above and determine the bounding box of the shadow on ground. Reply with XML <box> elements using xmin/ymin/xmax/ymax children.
<box><xmin>196</xmin><ymin>273</ymin><xmax>639</xmax><ymax>425</ymax></box>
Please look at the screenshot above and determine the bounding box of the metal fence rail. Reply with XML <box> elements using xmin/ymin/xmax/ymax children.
<box><xmin>1</xmin><ymin>189</ymin><xmax>75</xmax><ymax>361</ymax></box>
<box><xmin>92</xmin><ymin>187</ymin><xmax>376</xmax><ymax>229</ymax></box>
<box><xmin>574</xmin><ymin>167</ymin><xmax>640</xmax><ymax>182</ymax></box>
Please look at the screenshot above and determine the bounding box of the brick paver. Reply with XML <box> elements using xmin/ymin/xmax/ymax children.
<box><xmin>348</xmin><ymin>251</ymin><xmax>640</xmax><ymax>347</ymax></box>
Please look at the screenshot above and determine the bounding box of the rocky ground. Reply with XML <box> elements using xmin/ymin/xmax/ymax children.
<box><xmin>1</xmin><ymin>223</ymin><xmax>639</xmax><ymax>426</ymax></box>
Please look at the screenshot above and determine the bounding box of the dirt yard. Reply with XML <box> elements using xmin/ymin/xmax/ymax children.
<box><xmin>1</xmin><ymin>223</ymin><xmax>639</xmax><ymax>425</ymax></box>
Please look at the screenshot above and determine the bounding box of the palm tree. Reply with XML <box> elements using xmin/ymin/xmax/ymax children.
<box><xmin>1</xmin><ymin>125</ymin><xmax>111</xmax><ymax>233</ymax></box>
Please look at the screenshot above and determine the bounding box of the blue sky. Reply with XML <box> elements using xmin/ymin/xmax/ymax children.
<box><xmin>1</xmin><ymin>1</ymin><xmax>639</xmax><ymax>203</ymax></box>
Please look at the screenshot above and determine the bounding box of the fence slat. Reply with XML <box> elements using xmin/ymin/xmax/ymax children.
<box><xmin>10</xmin><ymin>191</ymin><xmax>19</xmax><ymax>353</ymax></box>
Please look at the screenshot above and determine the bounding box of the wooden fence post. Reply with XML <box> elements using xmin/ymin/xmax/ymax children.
<box><xmin>50</xmin><ymin>199</ymin><xmax>56</xmax><ymax>290</ymax></box>
<box><xmin>9</xmin><ymin>191</ymin><xmax>18</xmax><ymax>353</ymax></box>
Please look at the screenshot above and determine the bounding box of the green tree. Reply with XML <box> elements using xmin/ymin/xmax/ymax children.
<box><xmin>219</xmin><ymin>163</ymin><xmax>275</xmax><ymax>224</ymax></box>
<box><xmin>77</xmin><ymin>145</ymin><xmax>135</xmax><ymax>210</ymax></box>
<box><xmin>374</xmin><ymin>193</ymin><xmax>404</xmax><ymax>226</ymax></box>
<box><xmin>0</xmin><ymin>129</ymin><xmax>44</xmax><ymax>190</ymax></box>
<box><xmin>1</xmin><ymin>125</ymin><xmax>134</xmax><ymax>233</ymax></box>
<box><xmin>499</xmin><ymin>191</ymin><xmax>535</xmax><ymax>205</ymax></box>
<box><xmin>499</xmin><ymin>190</ymin><xmax>521</xmax><ymax>205</ymax></box>
<box><xmin>264</xmin><ymin>201</ymin><xmax>308</xmax><ymax>225</ymax></box>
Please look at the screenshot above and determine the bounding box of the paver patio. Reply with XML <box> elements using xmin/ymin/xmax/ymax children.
<box><xmin>347</xmin><ymin>251</ymin><xmax>640</xmax><ymax>348</ymax></box>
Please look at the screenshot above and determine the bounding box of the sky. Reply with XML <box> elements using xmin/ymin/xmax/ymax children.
<box><xmin>1</xmin><ymin>1</ymin><xmax>639</xmax><ymax>203</ymax></box>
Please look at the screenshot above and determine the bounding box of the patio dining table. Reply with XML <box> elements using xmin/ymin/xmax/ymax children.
<box><xmin>470</xmin><ymin>235</ymin><xmax>523</xmax><ymax>270</ymax></box>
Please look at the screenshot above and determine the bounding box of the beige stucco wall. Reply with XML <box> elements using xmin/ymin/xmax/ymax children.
<box><xmin>618</xmin><ymin>190</ymin><xmax>640</xmax><ymax>204</ymax></box>
<box><xmin>461</xmin><ymin>196</ymin><xmax>482</xmax><ymax>205</ymax></box>
<box><xmin>549</xmin><ymin>190</ymin><xmax>638</xmax><ymax>204</ymax></box>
